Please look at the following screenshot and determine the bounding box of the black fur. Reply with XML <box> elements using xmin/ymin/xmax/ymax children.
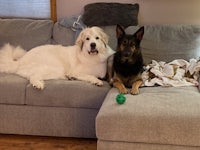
<box><xmin>113</xmin><ymin>25</ymin><xmax>144</xmax><ymax>78</ymax></box>
<box><xmin>113</xmin><ymin>51</ymin><xmax>143</xmax><ymax>77</ymax></box>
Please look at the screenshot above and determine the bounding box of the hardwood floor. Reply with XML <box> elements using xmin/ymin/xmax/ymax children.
<box><xmin>0</xmin><ymin>134</ymin><xmax>97</xmax><ymax>150</ymax></box>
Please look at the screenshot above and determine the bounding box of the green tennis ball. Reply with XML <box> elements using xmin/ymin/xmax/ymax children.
<box><xmin>116</xmin><ymin>94</ymin><xmax>126</xmax><ymax>104</ymax></box>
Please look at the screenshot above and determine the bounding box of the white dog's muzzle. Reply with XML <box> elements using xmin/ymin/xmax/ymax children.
<box><xmin>88</xmin><ymin>49</ymin><xmax>99</xmax><ymax>55</ymax></box>
<box><xmin>88</xmin><ymin>42</ymin><xmax>99</xmax><ymax>55</ymax></box>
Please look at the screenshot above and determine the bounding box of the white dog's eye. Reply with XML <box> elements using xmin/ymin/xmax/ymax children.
<box><xmin>96</xmin><ymin>37</ymin><xmax>99</xmax><ymax>40</ymax></box>
<box><xmin>86</xmin><ymin>37</ymin><xmax>90</xmax><ymax>40</ymax></box>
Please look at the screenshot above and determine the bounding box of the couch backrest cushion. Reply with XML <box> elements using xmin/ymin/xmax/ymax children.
<box><xmin>101</xmin><ymin>26</ymin><xmax>117</xmax><ymax>50</ymax></box>
<box><xmin>82</xmin><ymin>3</ymin><xmax>139</xmax><ymax>28</ymax></box>
<box><xmin>52</xmin><ymin>22</ymin><xmax>75</xmax><ymax>46</ymax></box>
<box><xmin>126</xmin><ymin>25</ymin><xmax>200</xmax><ymax>64</ymax></box>
<box><xmin>0</xmin><ymin>18</ymin><xmax>53</xmax><ymax>50</ymax></box>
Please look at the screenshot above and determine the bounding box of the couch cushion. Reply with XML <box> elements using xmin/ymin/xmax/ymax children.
<box><xmin>52</xmin><ymin>22</ymin><xmax>75</xmax><ymax>46</ymax></box>
<box><xmin>0</xmin><ymin>18</ymin><xmax>53</xmax><ymax>50</ymax></box>
<box><xmin>0</xmin><ymin>73</ymin><xmax>28</xmax><ymax>105</ymax></box>
<box><xmin>82</xmin><ymin>3</ymin><xmax>139</xmax><ymax>28</ymax></box>
<box><xmin>0</xmin><ymin>104</ymin><xmax>98</xmax><ymax>138</ymax></box>
<box><xmin>25</xmin><ymin>80</ymin><xmax>111</xmax><ymax>109</ymax></box>
<box><xmin>126</xmin><ymin>25</ymin><xmax>200</xmax><ymax>64</ymax></box>
<box><xmin>101</xmin><ymin>26</ymin><xmax>117</xmax><ymax>50</ymax></box>
<box><xmin>96</xmin><ymin>86</ymin><xmax>200</xmax><ymax>147</ymax></box>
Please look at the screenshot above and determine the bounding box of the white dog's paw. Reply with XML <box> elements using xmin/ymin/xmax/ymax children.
<box><xmin>65</xmin><ymin>74</ymin><xmax>76</xmax><ymax>80</ymax></box>
<box><xmin>65</xmin><ymin>73</ymin><xmax>77</xmax><ymax>80</ymax></box>
<box><xmin>72</xmin><ymin>74</ymin><xmax>104</xmax><ymax>86</ymax></box>
<box><xmin>31</xmin><ymin>80</ymin><xmax>45</xmax><ymax>90</ymax></box>
<box><xmin>91</xmin><ymin>78</ymin><xmax>103</xmax><ymax>86</ymax></box>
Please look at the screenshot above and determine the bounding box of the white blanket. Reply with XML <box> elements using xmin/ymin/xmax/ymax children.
<box><xmin>142</xmin><ymin>59</ymin><xmax>200</xmax><ymax>87</ymax></box>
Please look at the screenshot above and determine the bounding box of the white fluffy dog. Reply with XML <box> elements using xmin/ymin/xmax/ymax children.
<box><xmin>0</xmin><ymin>27</ymin><xmax>115</xmax><ymax>89</ymax></box>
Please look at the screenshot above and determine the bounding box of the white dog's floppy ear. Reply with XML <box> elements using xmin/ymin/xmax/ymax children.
<box><xmin>94</xmin><ymin>27</ymin><xmax>109</xmax><ymax>45</ymax></box>
<box><xmin>75</xmin><ymin>29</ymin><xmax>85</xmax><ymax>49</ymax></box>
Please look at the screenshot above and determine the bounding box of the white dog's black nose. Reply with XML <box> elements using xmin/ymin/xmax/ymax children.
<box><xmin>90</xmin><ymin>43</ymin><xmax>96</xmax><ymax>49</ymax></box>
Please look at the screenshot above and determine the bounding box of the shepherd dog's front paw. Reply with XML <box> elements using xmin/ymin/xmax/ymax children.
<box><xmin>113</xmin><ymin>81</ymin><xmax>128</xmax><ymax>94</ymax></box>
<box><xmin>131</xmin><ymin>88</ymin><xmax>139</xmax><ymax>95</ymax></box>
<box><xmin>131</xmin><ymin>80</ymin><xmax>143</xmax><ymax>95</ymax></box>
<box><xmin>119</xmin><ymin>87</ymin><xmax>128</xmax><ymax>94</ymax></box>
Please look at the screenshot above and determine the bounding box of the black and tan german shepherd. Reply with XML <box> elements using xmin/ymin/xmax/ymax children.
<box><xmin>107</xmin><ymin>25</ymin><xmax>144</xmax><ymax>95</ymax></box>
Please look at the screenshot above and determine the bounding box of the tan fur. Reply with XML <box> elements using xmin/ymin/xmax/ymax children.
<box><xmin>131</xmin><ymin>80</ymin><xmax>143</xmax><ymax>95</ymax></box>
<box><xmin>113</xmin><ymin>72</ymin><xmax>143</xmax><ymax>94</ymax></box>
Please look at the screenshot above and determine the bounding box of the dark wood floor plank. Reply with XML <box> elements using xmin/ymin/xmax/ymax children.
<box><xmin>0</xmin><ymin>134</ymin><xmax>97</xmax><ymax>150</ymax></box>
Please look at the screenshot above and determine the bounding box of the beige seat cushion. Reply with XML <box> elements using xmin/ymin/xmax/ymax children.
<box><xmin>96</xmin><ymin>86</ymin><xmax>200</xmax><ymax>147</ymax></box>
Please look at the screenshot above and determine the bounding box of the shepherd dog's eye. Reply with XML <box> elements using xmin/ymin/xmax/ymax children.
<box><xmin>96</xmin><ymin>37</ymin><xmax>99</xmax><ymax>40</ymax></box>
<box><xmin>86</xmin><ymin>37</ymin><xmax>90</xmax><ymax>40</ymax></box>
<box><xmin>123</xmin><ymin>39</ymin><xmax>128</xmax><ymax>44</ymax></box>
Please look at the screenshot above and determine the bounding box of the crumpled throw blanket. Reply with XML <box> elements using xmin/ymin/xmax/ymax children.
<box><xmin>142</xmin><ymin>59</ymin><xmax>200</xmax><ymax>87</ymax></box>
<box><xmin>59</xmin><ymin>15</ymin><xmax>87</xmax><ymax>41</ymax></box>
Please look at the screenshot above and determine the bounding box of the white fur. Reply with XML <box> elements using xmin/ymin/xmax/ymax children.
<box><xmin>0</xmin><ymin>27</ymin><xmax>115</xmax><ymax>89</ymax></box>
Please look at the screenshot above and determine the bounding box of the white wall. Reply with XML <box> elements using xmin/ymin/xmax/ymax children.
<box><xmin>57</xmin><ymin>0</ymin><xmax>200</xmax><ymax>25</ymax></box>
<box><xmin>138</xmin><ymin>0</ymin><xmax>200</xmax><ymax>25</ymax></box>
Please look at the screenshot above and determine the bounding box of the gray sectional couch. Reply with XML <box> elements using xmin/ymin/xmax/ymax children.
<box><xmin>96</xmin><ymin>25</ymin><xmax>200</xmax><ymax>150</ymax></box>
<box><xmin>0</xmin><ymin>18</ymin><xmax>200</xmax><ymax>150</ymax></box>
<box><xmin>0</xmin><ymin>18</ymin><xmax>111</xmax><ymax>138</ymax></box>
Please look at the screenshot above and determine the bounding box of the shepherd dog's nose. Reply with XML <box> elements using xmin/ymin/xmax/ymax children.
<box><xmin>122</xmin><ymin>50</ymin><xmax>132</xmax><ymax>58</ymax></box>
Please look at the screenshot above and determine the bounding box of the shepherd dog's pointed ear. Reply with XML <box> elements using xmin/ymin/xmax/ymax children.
<box><xmin>134</xmin><ymin>26</ymin><xmax>144</xmax><ymax>42</ymax></box>
<box><xmin>116</xmin><ymin>24</ymin><xmax>125</xmax><ymax>39</ymax></box>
